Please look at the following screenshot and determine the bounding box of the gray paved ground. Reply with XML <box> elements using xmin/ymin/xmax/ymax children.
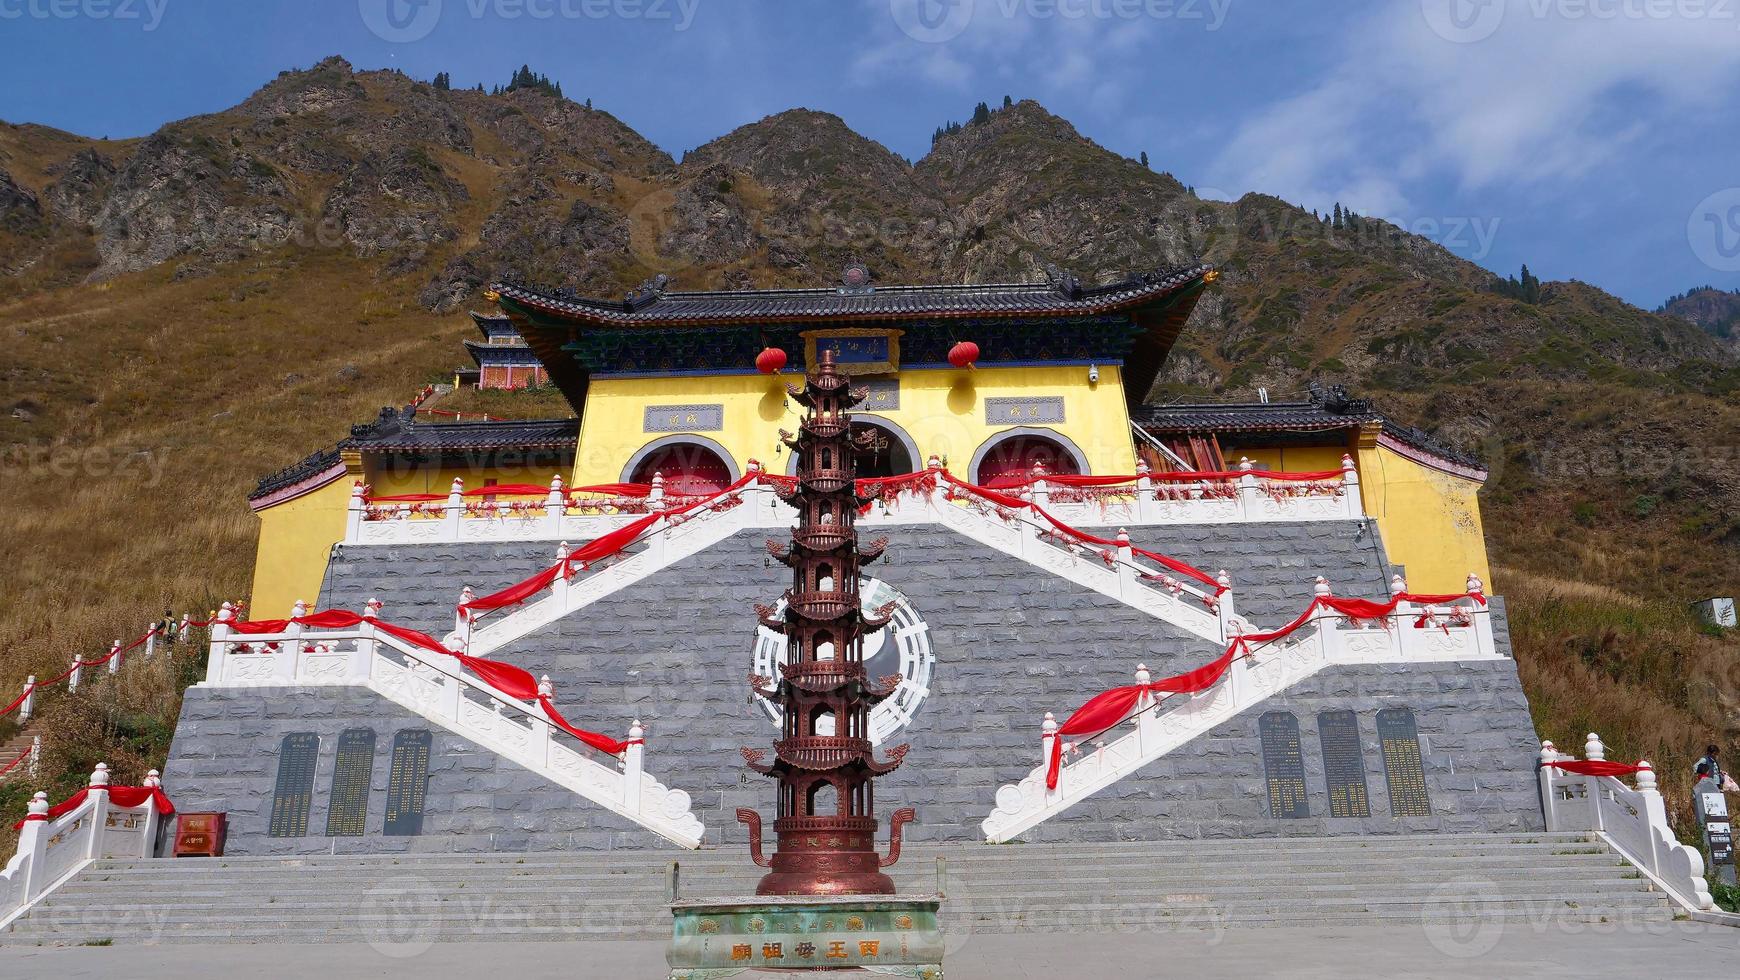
<box><xmin>1</xmin><ymin>924</ymin><xmax>1733</xmax><ymax>979</ymax></box>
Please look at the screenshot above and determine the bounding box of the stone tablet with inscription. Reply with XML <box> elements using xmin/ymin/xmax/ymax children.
<box><xmin>1377</xmin><ymin>707</ymin><xmax>1432</xmax><ymax>817</ymax></box>
<box><xmin>1259</xmin><ymin>711</ymin><xmax>1310</xmax><ymax>819</ymax></box>
<box><xmin>1318</xmin><ymin>710</ymin><xmax>1371</xmax><ymax>818</ymax></box>
<box><xmin>324</xmin><ymin>728</ymin><xmax>376</xmax><ymax>837</ymax></box>
<box><xmin>268</xmin><ymin>732</ymin><xmax>318</xmax><ymax>838</ymax></box>
<box><xmin>383</xmin><ymin>728</ymin><xmax>433</xmax><ymax>836</ymax></box>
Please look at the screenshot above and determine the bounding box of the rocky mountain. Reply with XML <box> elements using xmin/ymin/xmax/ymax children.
<box><xmin>1</xmin><ymin>57</ymin><xmax>1737</xmax><ymax>817</ymax></box>
<box><xmin>1662</xmin><ymin>285</ymin><xmax>1740</xmax><ymax>344</ymax></box>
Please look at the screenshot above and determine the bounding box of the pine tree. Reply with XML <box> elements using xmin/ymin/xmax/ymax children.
<box><xmin>1139</xmin><ymin>151</ymin><xmax>1149</xmax><ymax>168</ymax></box>
<box><xmin>1003</xmin><ymin>95</ymin><xmax>1013</xmax><ymax>108</ymax></box>
<box><xmin>970</xmin><ymin>101</ymin><xmax>992</xmax><ymax>126</ymax></box>
<box><xmin>1332</xmin><ymin>203</ymin><xmax>1343</xmax><ymax>230</ymax></box>
<box><xmin>433</xmin><ymin>71</ymin><xmax>450</xmax><ymax>91</ymax></box>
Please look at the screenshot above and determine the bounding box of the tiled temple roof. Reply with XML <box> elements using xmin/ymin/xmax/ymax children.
<box><xmin>339</xmin><ymin>407</ymin><xmax>578</xmax><ymax>452</ymax></box>
<box><xmin>249</xmin><ymin>447</ymin><xmax>344</xmax><ymax>502</ymax></box>
<box><xmin>490</xmin><ymin>264</ymin><xmax>1213</xmax><ymax>326</ymax></box>
<box><xmin>250</xmin><ymin>409</ymin><xmax>579</xmax><ymax>504</ymax></box>
<box><xmin>1134</xmin><ymin>385</ymin><xmax>1485</xmax><ymax>475</ymax></box>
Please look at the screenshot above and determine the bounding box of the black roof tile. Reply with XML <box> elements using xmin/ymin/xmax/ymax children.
<box><xmin>491</xmin><ymin>264</ymin><xmax>1213</xmax><ymax>326</ymax></box>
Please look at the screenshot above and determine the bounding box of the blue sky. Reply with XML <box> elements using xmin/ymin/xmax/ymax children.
<box><xmin>3</xmin><ymin>0</ymin><xmax>1739</xmax><ymax>309</ymax></box>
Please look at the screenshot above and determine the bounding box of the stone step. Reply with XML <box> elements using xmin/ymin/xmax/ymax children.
<box><xmin>54</xmin><ymin>865</ymin><xmax>1627</xmax><ymax>898</ymax></box>
<box><xmin>4</xmin><ymin>834</ymin><xmax>1667</xmax><ymax>945</ymax></box>
<box><xmin>68</xmin><ymin>834</ymin><xmax>1610</xmax><ymax>872</ymax></box>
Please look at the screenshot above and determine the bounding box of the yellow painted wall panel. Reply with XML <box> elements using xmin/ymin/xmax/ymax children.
<box><xmin>249</xmin><ymin>477</ymin><xmax>353</xmax><ymax>619</ymax></box>
<box><xmin>572</xmin><ymin>365</ymin><xmax>1139</xmax><ymax>485</ymax></box>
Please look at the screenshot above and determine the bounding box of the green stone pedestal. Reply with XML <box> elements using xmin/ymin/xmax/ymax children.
<box><xmin>668</xmin><ymin>894</ymin><xmax>944</xmax><ymax>979</ymax></box>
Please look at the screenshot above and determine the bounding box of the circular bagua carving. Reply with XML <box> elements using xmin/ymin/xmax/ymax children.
<box><xmin>752</xmin><ymin>577</ymin><xmax>935</xmax><ymax>743</ymax></box>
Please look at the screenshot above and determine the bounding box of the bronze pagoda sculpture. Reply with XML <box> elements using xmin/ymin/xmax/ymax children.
<box><xmin>667</xmin><ymin>349</ymin><xmax>942</xmax><ymax>980</ymax></box>
<box><xmin>738</xmin><ymin>348</ymin><xmax>915</xmax><ymax>896</ymax></box>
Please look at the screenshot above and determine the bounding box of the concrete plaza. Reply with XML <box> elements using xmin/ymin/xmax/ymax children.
<box><xmin>1</xmin><ymin>921</ymin><xmax>1733</xmax><ymax>979</ymax></box>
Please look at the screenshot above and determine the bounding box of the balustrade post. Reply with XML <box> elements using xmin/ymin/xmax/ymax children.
<box><xmin>144</xmin><ymin>623</ymin><xmax>157</xmax><ymax>660</ymax></box>
<box><xmin>649</xmin><ymin>471</ymin><xmax>666</xmax><ymax>508</ymax></box>
<box><xmin>445</xmin><ymin>478</ymin><xmax>465</xmax><ymax>539</ymax></box>
<box><xmin>1133</xmin><ymin>665</ymin><xmax>1156</xmax><ymax>753</ymax></box>
<box><xmin>926</xmin><ymin>456</ymin><xmax>947</xmax><ymax>517</ymax></box>
<box><xmin>1538</xmin><ymin>740</ymin><xmax>1561</xmax><ymax>829</ymax></box>
<box><xmin>17</xmin><ymin>792</ymin><xmax>51</xmax><ymax>901</ymax></box>
<box><xmin>19</xmin><ymin>677</ymin><xmax>34</xmax><ymax>723</ymax></box>
<box><xmin>204</xmin><ymin>603</ymin><xmax>234</xmax><ymax>684</ymax></box>
<box><xmin>68</xmin><ymin>656</ymin><xmax>81</xmax><ymax>694</ymax></box>
<box><xmin>1633</xmin><ymin>762</ymin><xmax>1667</xmax><ymax>877</ymax></box>
<box><xmin>530</xmin><ymin>675</ymin><xmax>555</xmax><ymax>766</ymax></box>
<box><xmin>1134</xmin><ymin>459</ymin><xmax>1158</xmax><ymax>523</ymax></box>
<box><xmin>1313</xmin><ymin>577</ymin><xmax>1344</xmax><ymax>660</ymax></box>
<box><xmin>106</xmin><ymin>640</ymin><xmax>122</xmax><ymax>676</ymax></box>
<box><xmin>345</xmin><ymin>481</ymin><xmax>366</xmax><ymax>542</ymax></box>
<box><xmin>645</xmin><ymin>509</ymin><xmax>669</xmax><ymax>565</ymax></box>
<box><xmin>1113</xmin><ymin>529</ymin><xmax>1136</xmax><ymax>599</ymax></box>
<box><xmin>1040</xmin><ymin>712</ymin><xmax>1059</xmax><ymax>805</ymax></box>
<box><xmin>355</xmin><ymin>599</ymin><xmax>382</xmax><ymax>677</ymax></box>
<box><xmin>1030</xmin><ymin>464</ymin><xmax>1050</xmax><ymax>511</ymax></box>
<box><xmin>84</xmin><ymin>763</ymin><xmax>111</xmax><ymax>859</ymax></box>
<box><xmin>1216</xmin><ymin>570</ymin><xmax>1237</xmax><ymax>642</ymax></box>
<box><xmin>279</xmin><ymin>600</ymin><xmax>307</xmax><ymax>681</ymax></box>
<box><xmin>178</xmin><ymin>614</ymin><xmax>192</xmax><ymax>643</ymax></box>
<box><xmin>455</xmin><ymin>588</ymin><xmax>475</xmax><ymax>653</ymax></box>
<box><xmin>553</xmin><ymin>542</ymin><xmax>573</xmax><ymax>608</ymax></box>
<box><xmin>1236</xmin><ymin>458</ymin><xmax>1260</xmax><ymax>521</ymax></box>
<box><xmin>1584</xmin><ymin>733</ymin><xmax>1606</xmax><ymax>831</ymax></box>
<box><xmin>623</xmin><ymin>719</ymin><xmax>646</xmax><ymax>813</ymax></box>
<box><xmin>546</xmin><ymin>474</ymin><xmax>566</xmax><ymax>537</ymax></box>
<box><xmin>1466</xmin><ymin>573</ymin><xmax>1496</xmax><ymax>658</ymax></box>
<box><xmin>141</xmin><ymin>770</ymin><xmax>164</xmax><ymax>858</ymax></box>
<box><xmin>27</xmin><ymin>736</ymin><xmax>39</xmax><ymax>781</ymax></box>
<box><xmin>1389</xmin><ymin>574</ymin><xmax>1414</xmax><ymax>658</ymax></box>
<box><xmin>1341</xmin><ymin>454</ymin><xmax>1362</xmax><ymax>518</ymax></box>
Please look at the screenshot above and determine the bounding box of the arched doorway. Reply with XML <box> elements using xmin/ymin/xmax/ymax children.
<box><xmin>971</xmin><ymin>430</ymin><xmax>1086</xmax><ymax>488</ymax></box>
<box><xmin>626</xmin><ymin>438</ymin><xmax>735</xmax><ymax>496</ymax></box>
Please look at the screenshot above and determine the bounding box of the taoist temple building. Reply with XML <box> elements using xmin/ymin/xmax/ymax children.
<box><xmin>169</xmin><ymin>263</ymin><xmax>1536</xmax><ymax>855</ymax></box>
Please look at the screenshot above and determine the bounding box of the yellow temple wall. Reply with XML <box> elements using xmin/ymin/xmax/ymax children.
<box><xmin>1354</xmin><ymin>444</ymin><xmax>1491</xmax><ymax>594</ymax></box>
<box><xmin>249</xmin><ymin>476</ymin><xmax>353</xmax><ymax>619</ymax></box>
<box><xmin>572</xmin><ymin>364</ymin><xmax>1141</xmax><ymax>485</ymax></box>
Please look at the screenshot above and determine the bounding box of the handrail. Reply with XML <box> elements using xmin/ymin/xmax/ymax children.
<box><xmin>1539</xmin><ymin>734</ymin><xmax>1715</xmax><ymax>912</ymax></box>
<box><xmin>1</xmin><ymin>764</ymin><xmax>169</xmax><ymax>929</ymax></box>
<box><xmin>982</xmin><ymin>596</ymin><xmax>1501</xmax><ymax>842</ymax></box>
<box><xmin>202</xmin><ymin>605</ymin><xmax>703</xmax><ymax>846</ymax></box>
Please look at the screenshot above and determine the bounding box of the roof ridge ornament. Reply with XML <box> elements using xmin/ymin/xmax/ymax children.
<box><xmin>838</xmin><ymin>262</ymin><xmax>874</xmax><ymax>295</ymax></box>
<box><xmin>1045</xmin><ymin>263</ymin><xmax>1083</xmax><ymax>300</ymax></box>
<box><xmin>624</xmin><ymin>274</ymin><xmax>671</xmax><ymax>311</ymax></box>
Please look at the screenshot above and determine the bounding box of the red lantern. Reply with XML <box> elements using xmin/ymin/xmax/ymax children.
<box><xmin>756</xmin><ymin>347</ymin><xmax>788</xmax><ymax>375</ymax></box>
<box><xmin>948</xmin><ymin>341</ymin><xmax>980</xmax><ymax>369</ymax></box>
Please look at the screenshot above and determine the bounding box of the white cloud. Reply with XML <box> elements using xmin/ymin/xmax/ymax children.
<box><xmin>1212</xmin><ymin>0</ymin><xmax>1740</xmax><ymax>217</ymax></box>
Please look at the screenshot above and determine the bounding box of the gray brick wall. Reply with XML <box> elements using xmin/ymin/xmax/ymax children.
<box><xmin>165</xmin><ymin>519</ymin><xmax>1542</xmax><ymax>853</ymax></box>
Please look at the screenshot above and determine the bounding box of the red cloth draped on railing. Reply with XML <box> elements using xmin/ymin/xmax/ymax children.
<box><xmin>224</xmin><ymin>610</ymin><xmax>629</xmax><ymax>755</ymax></box>
<box><xmin>457</xmin><ymin>473</ymin><xmax>756</xmax><ymax>620</ymax></box>
<box><xmin>1043</xmin><ymin>589</ymin><xmax>1487</xmax><ymax>789</ymax></box>
<box><xmin>988</xmin><ymin>468</ymin><xmax>1346</xmax><ymax>489</ymax></box>
<box><xmin>366</xmin><ymin>481</ymin><xmax>661</xmax><ymax>505</ymax></box>
<box><xmin>1543</xmin><ymin>760</ymin><xmax>1651</xmax><ymax>778</ymax></box>
<box><xmin>938</xmin><ymin>472</ymin><xmax>1227</xmax><ymax>596</ymax></box>
<box><xmin>4</xmin><ymin>624</ymin><xmax>169</xmax><ymax>719</ymax></box>
<box><xmin>12</xmin><ymin>785</ymin><xmax>175</xmax><ymax>831</ymax></box>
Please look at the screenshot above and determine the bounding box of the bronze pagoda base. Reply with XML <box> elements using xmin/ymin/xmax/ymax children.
<box><xmin>668</xmin><ymin>894</ymin><xmax>944</xmax><ymax>979</ymax></box>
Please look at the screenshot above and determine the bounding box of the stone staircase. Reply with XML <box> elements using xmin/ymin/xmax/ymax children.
<box><xmin>0</xmin><ymin>833</ymin><xmax>1675</xmax><ymax>945</ymax></box>
<box><xmin>0</xmin><ymin>734</ymin><xmax>34</xmax><ymax>783</ymax></box>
